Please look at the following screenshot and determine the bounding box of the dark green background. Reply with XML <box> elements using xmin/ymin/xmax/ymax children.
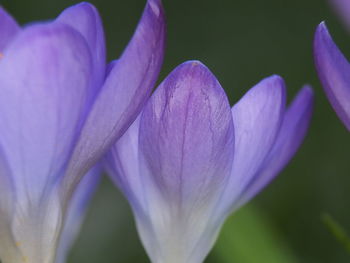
<box><xmin>2</xmin><ymin>0</ymin><xmax>350</xmax><ymax>262</ymax></box>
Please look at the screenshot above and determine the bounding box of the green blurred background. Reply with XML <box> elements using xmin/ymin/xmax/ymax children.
<box><xmin>2</xmin><ymin>0</ymin><xmax>350</xmax><ymax>262</ymax></box>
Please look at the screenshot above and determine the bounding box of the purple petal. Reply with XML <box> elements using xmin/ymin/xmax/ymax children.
<box><xmin>314</xmin><ymin>22</ymin><xmax>350</xmax><ymax>130</ymax></box>
<box><xmin>236</xmin><ymin>86</ymin><xmax>314</xmax><ymax>207</ymax></box>
<box><xmin>0</xmin><ymin>7</ymin><xmax>20</xmax><ymax>51</ymax></box>
<box><xmin>56</xmin><ymin>2</ymin><xmax>106</xmax><ymax>97</ymax></box>
<box><xmin>219</xmin><ymin>75</ymin><xmax>286</xmax><ymax>214</ymax></box>
<box><xmin>0</xmin><ymin>23</ymin><xmax>91</xmax><ymax>204</ymax></box>
<box><xmin>0</xmin><ymin>22</ymin><xmax>92</xmax><ymax>262</ymax></box>
<box><xmin>0</xmin><ymin>147</ymin><xmax>19</xmax><ymax>263</ymax></box>
<box><xmin>56</xmin><ymin>166</ymin><xmax>101</xmax><ymax>263</ymax></box>
<box><xmin>63</xmin><ymin>0</ymin><xmax>165</xmax><ymax>198</ymax></box>
<box><xmin>135</xmin><ymin>61</ymin><xmax>234</xmax><ymax>263</ymax></box>
<box><xmin>105</xmin><ymin>116</ymin><xmax>145</xmax><ymax>212</ymax></box>
<box><xmin>140</xmin><ymin>60</ymin><xmax>234</xmax><ymax>206</ymax></box>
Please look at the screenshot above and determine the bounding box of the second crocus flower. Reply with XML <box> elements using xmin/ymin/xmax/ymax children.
<box><xmin>106</xmin><ymin>61</ymin><xmax>313</xmax><ymax>263</ymax></box>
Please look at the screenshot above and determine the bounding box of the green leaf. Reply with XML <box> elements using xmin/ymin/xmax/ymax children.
<box><xmin>210</xmin><ymin>204</ymin><xmax>298</xmax><ymax>263</ymax></box>
<box><xmin>322</xmin><ymin>213</ymin><xmax>350</xmax><ymax>254</ymax></box>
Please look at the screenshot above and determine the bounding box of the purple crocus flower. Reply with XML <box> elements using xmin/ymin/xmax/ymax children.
<box><xmin>0</xmin><ymin>0</ymin><xmax>165</xmax><ymax>262</ymax></box>
<box><xmin>314</xmin><ymin>22</ymin><xmax>350</xmax><ymax>130</ymax></box>
<box><xmin>106</xmin><ymin>61</ymin><xmax>313</xmax><ymax>263</ymax></box>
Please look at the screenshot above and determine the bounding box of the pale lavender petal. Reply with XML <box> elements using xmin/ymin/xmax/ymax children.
<box><xmin>136</xmin><ymin>61</ymin><xmax>234</xmax><ymax>263</ymax></box>
<box><xmin>236</xmin><ymin>86</ymin><xmax>314</xmax><ymax>207</ymax></box>
<box><xmin>0</xmin><ymin>23</ymin><xmax>92</xmax><ymax>262</ymax></box>
<box><xmin>219</xmin><ymin>75</ymin><xmax>286</xmax><ymax>214</ymax></box>
<box><xmin>314</xmin><ymin>22</ymin><xmax>350</xmax><ymax>130</ymax></box>
<box><xmin>0</xmin><ymin>7</ymin><xmax>20</xmax><ymax>51</ymax></box>
<box><xmin>0</xmin><ymin>23</ymin><xmax>91</xmax><ymax>204</ymax></box>
<box><xmin>55</xmin><ymin>166</ymin><xmax>101</xmax><ymax>263</ymax></box>
<box><xmin>0</xmin><ymin>147</ymin><xmax>20</xmax><ymax>263</ymax></box>
<box><xmin>63</xmin><ymin>0</ymin><xmax>165</xmax><ymax>200</ymax></box>
<box><xmin>105</xmin><ymin>116</ymin><xmax>144</xmax><ymax>212</ymax></box>
<box><xmin>56</xmin><ymin>2</ymin><xmax>106</xmax><ymax>97</ymax></box>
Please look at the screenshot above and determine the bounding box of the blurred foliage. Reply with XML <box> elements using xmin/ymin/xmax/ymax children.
<box><xmin>2</xmin><ymin>0</ymin><xmax>350</xmax><ymax>262</ymax></box>
<box><xmin>210</xmin><ymin>205</ymin><xmax>298</xmax><ymax>263</ymax></box>
<box><xmin>322</xmin><ymin>213</ymin><xmax>350</xmax><ymax>254</ymax></box>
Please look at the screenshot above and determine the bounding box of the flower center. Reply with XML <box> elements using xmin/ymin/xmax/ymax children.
<box><xmin>0</xmin><ymin>53</ymin><xmax>3</xmax><ymax>59</ymax></box>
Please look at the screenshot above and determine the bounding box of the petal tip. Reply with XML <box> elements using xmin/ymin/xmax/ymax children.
<box><xmin>297</xmin><ymin>85</ymin><xmax>315</xmax><ymax>112</ymax></box>
<box><xmin>301</xmin><ymin>85</ymin><xmax>314</xmax><ymax>97</ymax></box>
<box><xmin>146</xmin><ymin>0</ymin><xmax>164</xmax><ymax>19</ymax></box>
<box><xmin>258</xmin><ymin>74</ymin><xmax>286</xmax><ymax>99</ymax></box>
<box><xmin>267</xmin><ymin>74</ymin><xmax>284</xmax><ymax>85</ymax></box>
<box><xmin>177</xmin><ymin>60</ymin><xmax>207</xmax><ymax>71</ymax></box>
<box><xmin>60</xmin><ymin>2</ymin><xmax>99</xmax><ymax>18</ymax></box>
<box><xmin>147</xmin><ymin>0</ymin><xmax>162</xmax><ymax>17</ymax></box>
<box><xmin>314</xmin><ymin>21</ymin><xmax>333</xmax><ymax>57</ymax></box>
<box><xmin>169</xmin><ymin>60</ymin><xmax>221</xmax><ymax>91</ymax></box>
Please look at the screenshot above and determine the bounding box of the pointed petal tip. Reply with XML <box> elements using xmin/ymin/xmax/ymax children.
<box><xmin>314</xmin><ymin>22</ymin><xmax>336</xmax><ymax>62</ymax></box>
<box><xmin>146</xmin><ymin>0</ymin><xmax>164</xmax><ymax>19</ymax></box>
<box><xmin>314</xmin><ymin>19</ymin><xmax>350</xmax><ymax>131</ymax></box>
<box><xmin>147</xmin><ymin>0</ymin><xmax>161</xmax><ymax>15</ymax></box>
<box><xmin>314</xmin><ymin>21</ymin><xmax>330</xmax><ymax>46</ymax></box>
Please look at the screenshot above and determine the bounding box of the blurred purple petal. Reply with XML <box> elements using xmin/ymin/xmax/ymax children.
<box><xmin>219</xmin><ymin>75</ymin><xmax>286</xmax><ymax>213</ymax></box>
<box><xmin>0</xmin><ymin>147</ymin><xmax>19</xmax><ymax>262</ymax></box>
<box><xmin>314</xmin><ymin>22</ymin><xmax>350</xmax><ymax>130</ymax></box>
<box><xmin>55</xmin><ymin>166</ymin><xmax>101</xmax><ymax>263</ymax></box>
<box><xmin>236</xmin><ymin>86</ymin><xmax>314</xmax><ymax>207</ymax></box>
<box><xmin>63</xmin><ymin>0</ymin><xmax>165</xmax><ymax>197</ymax></box>
<box><xmin>0</xmin><ymin>1</ymin><xmax>166</xmax><ymax>261</ymax></box>
<box><xmin>0</xmin><ymin>22</ymin><xmax>91</xmax><ymax>204</ymax></box>
<box><xmin>0</xmin><ymin>7</ymin><xmax>20</xmax><ymax>50</ymax></box>
<box><xmin>57</xmin><ymin>2</ymin><xmax>106</xmax><ymax>97</ymax></box>
<box><xmin>330</xmin><ymin>0</ymin><xmax>350</xmax><ymax>31</ymax></box>
<box><xmin>0</xmin><ymin>23</ymin><xmax>92</xmax><ymax>262</ymax></box>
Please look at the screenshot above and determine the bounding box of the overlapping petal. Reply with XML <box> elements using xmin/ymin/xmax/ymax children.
<box><xmin>217</xmin><ymin>76</ymin><xmax>286</xmax><ymax>214</ymax></box>
<box><xmin>0</xmin><ymin>22</ymin><xmax>91</xmax><ymax>206</ymax></box>
<box><xmin>55</xmin><ymin>166</ymin><xmax>101</xmax><ymax>263</ymax></box>
<box><xmin>106</xmin><ymin>116</ymin><xmax>143</xmax><ymax>211</ymax></box>
<box><xmin>314</xmin><ymin>22</ymin><xmax>350</xmax><ymax>130</ymax></box>
<box><xmin>56</xmin><ymin>2</ymin><xmax>106</xmax><ymax>98</ymax></box>
<box><xmin>0</xmin><ymin>7</ymin><xmax>20</xmax><ymax>50</ymax></box>
<box><xmin>236</xmin><ymin>86</ymin><xmax>314</xmax><ymax>207</ymax></box>
<box><xmin>0</xmin><ymin>22</ymin><xmax>92</xmax><ymax>263</ymax></box>
<box><xmin>63</xmin><ymin>0</ymin><xmax>165</xmax><ymax>201</ymax></box>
